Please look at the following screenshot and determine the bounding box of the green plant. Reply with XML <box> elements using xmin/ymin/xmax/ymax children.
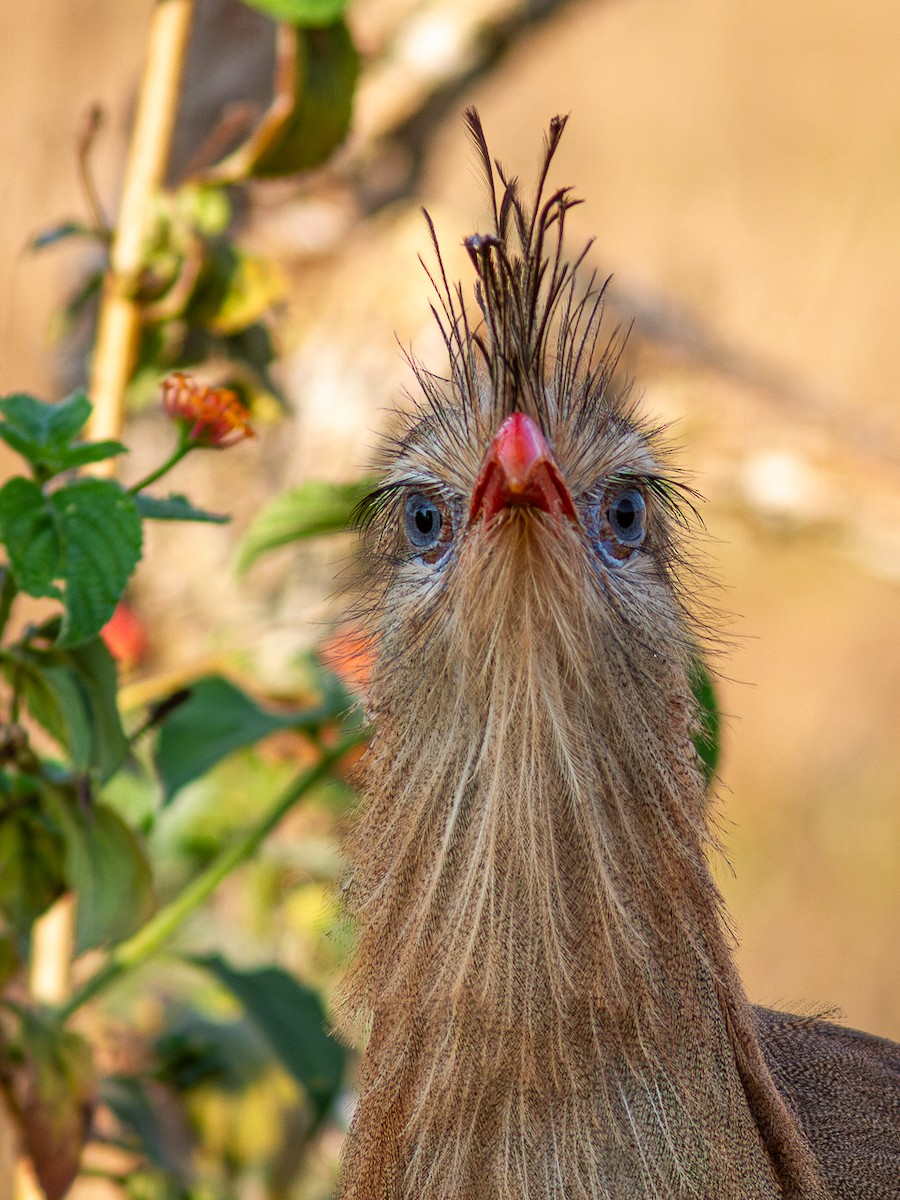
<box><xmin>0</xmin><ymin>384</ymin><xmax>363</xmax><ymax>1199</ymax></box>
<box><xmin>1</xmin><ymin>2</ymin><xmax>367</xmax><ymax>1190</ymax></box>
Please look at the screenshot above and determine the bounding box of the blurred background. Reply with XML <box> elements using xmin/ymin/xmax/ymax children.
<box><xmin>1</xmin><ymin>0</ymin><xmax>898</xmax><ymax>1196</ymax></box>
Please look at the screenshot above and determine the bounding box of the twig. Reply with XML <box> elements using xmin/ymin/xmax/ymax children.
<box><xmin>350</xmin><ymin>0</ymin><xmax>581</xmax><ymax>210</ymax></box>
<box><xmin>195</xmin><ymin>22</ymin><xmax>298</xmax><ymax>185</ymax></box>
<box><xmin>76</xmin><ymin>105</ymin><xmax>111</xmax><ymax>235</ymax></box>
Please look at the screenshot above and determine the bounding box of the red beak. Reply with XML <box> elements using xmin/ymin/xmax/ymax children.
<box><xmin>470</xmin><ymin>412</ymin><xmax>577</xmax><ymax>525</ymax></box>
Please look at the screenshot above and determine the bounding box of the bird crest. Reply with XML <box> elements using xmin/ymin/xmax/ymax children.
<box><xmin>420</xmin><ymin>108</ymin><xmax>625</xmax><ymax>436</ymax></box>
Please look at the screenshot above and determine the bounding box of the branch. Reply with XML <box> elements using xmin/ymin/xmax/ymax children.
<box><xmin>87</xmin><ymin>0</ymin><xmax>196</xmax><ymax>448</ymax></box>
<box><xmin>350</xmin><ymin>0</ymin><xmax>582</xmax><ymax>211</ymax></box>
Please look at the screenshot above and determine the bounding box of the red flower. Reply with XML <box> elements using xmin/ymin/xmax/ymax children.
<box><xmin>161</xmin><ymin>372</ymin><xmax>255</xmax><ymax>448</ymax></box>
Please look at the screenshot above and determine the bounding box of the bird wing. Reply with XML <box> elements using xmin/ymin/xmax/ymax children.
<box><xmin>756</xmin><ymin>1005</ymin><xmax>900</xmax><ymax>1199</ymax></box>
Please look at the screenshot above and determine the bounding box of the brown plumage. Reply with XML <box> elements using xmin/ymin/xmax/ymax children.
<box><xmin>335</xmin><ymin>111</ymin><xmax>900</xmax><ymax>1199</ymax></box>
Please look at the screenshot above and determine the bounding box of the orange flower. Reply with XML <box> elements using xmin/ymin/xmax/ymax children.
<box><xmin>161</xmin><ymin>372</ymin><xmax>255</xmax><ymax>448</ymax></box>
<box><xmin>101</xmin><ymin>601</ymin><xmax>148</xmax><ymax>672</ymax></box>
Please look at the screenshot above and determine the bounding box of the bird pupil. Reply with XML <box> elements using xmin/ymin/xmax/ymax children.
<box><xmin>616</xmin><ymin>499</ymin><xmax>635</xmax><ymax>528</ymax></box>
<box><xmin>415</xmin><ymin>507</ymin><xmax>435</xmax><ymax>535</ymax></box>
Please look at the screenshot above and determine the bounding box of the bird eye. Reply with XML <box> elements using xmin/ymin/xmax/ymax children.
<box><xmin>608</xmin><ymin>488</ymin><xmax>646</xmax><ymax>545</ymax></box>
<box><xmin>403</xmin><ymin>492</ymin><xmax>452</xmax><ymax>563</ymax></box>
<box><xmin>589</xmin><ymin>485</ymin><xmax>647</xmax><ymax>565</ymax></box>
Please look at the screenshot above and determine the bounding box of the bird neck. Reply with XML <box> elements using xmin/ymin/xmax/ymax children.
<box><xmin>337</xmin><ymin>523</ymin><xmax>823</xmax><ymax>1198</ymax></box>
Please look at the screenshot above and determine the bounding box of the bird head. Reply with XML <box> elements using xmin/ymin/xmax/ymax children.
<box><xmin>355</xmin><ymin>111</ymin><xmax>701</xmax><ymax>738</ymax></box>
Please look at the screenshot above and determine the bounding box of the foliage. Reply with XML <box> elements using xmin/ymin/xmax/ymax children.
<box><xmin>689</xmin><ymin>657</ymin><xmax>721</xmax><ymax>786</ymax></box>
<box><xmin>0</xmin><ymin>0</ymin><xmax>370</xmax><ymax>1192</ymax></box>
<box><xmin>240</xmin><ymin>0</ymin><xmax>349</xmax><ymax>24</ymax></box>
<box><xmin>236</xmin><ymin>477</ymin><xmax>374</xmax><ymax>574</ymax></box>
<box><xmin>0</xmin><ymin>387</ymin><xmax>363</xmax><ymax>1198</ymax></box>
<box><xmin>34</xmin><ymin>0</ymin><xmax>358</xmax><ymax>415</ymax></box>
<box><xmin>195</xmin><ymin>955</ymin><xmax>345</xmax><ymax>1125</ymax></box>
<box><xmin>243</xmin><ymin>20</ymin><xmax>360</xmax><ymax>179</ymax></box>
<box><xmin>0</xmin><ymin>1004</ymin><xmax>96</xmax><ymax>1200</ymax></box>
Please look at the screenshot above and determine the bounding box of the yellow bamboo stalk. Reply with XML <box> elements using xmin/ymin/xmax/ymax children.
<box><xmin>27</xmin><ymin>896</ymin><xmax>78</xmax><ymax>1004</ymax></box>
<box><xmin>10</xmin><ymin>904</ymin><xmax>74</xmax><ymax>1200</ymax></box>
<box><xmin>12</xmin><ymin>897</ymin><xmax>81</xmax><ymax>1198</ymax></box>
<box><xmin>13</xmin><ymin>1153</ymin><xmax>41</xmax><ymax>1200</ymax></box>
<box><xmin>88</xmin><ymin>0</ymin><xmax>196</xmax><ymax>445</ymax></box>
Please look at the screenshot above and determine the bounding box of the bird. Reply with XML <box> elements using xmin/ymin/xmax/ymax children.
<box><xmin>334</xmin><ymin>110</ymin><xmax>900</xmax><ymax>1200</ymax></box>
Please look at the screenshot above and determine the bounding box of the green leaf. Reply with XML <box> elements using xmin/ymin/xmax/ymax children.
<box><xmin>101</xmin><ymin>1076</ymin><xmax>191</xmax><ymax>1181</ymax></box>
<box><xmin>188</xmin><ymin>242</ymin><xmax>285</xmax><ymax>336</ymax></box>
<box><xmin>0</xmin><ymin>390</ymin><xmax>91</xmax><ymax>450</ymax></box>
<box><xmin>52</xmin><ymin>270</ymin><xmax>104</xmax><ymax>338</ymax></box>
<box><xmin>251</xmin><ymin>21</ymin><xmax>359</xmax><ymax>177</ymax></box>
<box><xmin>30</xmin><ymin>665</ymin><xmax>94</xmax><ymax>772</ymax></box>
<box><xmin>236</xmin><ymin>477</ymin><xmax>372</xmax><ymax>573</ymax></box>
<box><xmin>154</xmin><ymin>1009</ymin><xmax>270</xmax><ymax>1092</ymax></box>
<box><xmin>154</xmin><ymin>675</ymin><xmax>322</xmax><ymax>802</ymax></box>
<box><xmin>0</xmin><ymin>933</ymin><xmax>19</xmax><ymax>988</ymax></box>
<box><xmin>0</xmin><ymin>806</ymin><xmax>66</xmax><ymax>935</ymax></box>
<box><xmin>223</xmin><ymin>323</ymin><xmax>286</xmax><ymax>406</ymax></box>
<box><xmin>0</xmin><ymin>477</ymin><xmax>63</xmax><ymax>598</ymax></box>
<box><xmin>0</xmin><ymin>769</ymin><xmax>45</xmax><ymax>804</ymax></box>
<box><xmin>1</xmin><ymin>1007</ymin><xmax>95</xmax><ymax>1200</ymax></box>
<box><xmin>50</xmin><ymin>440</ymin><xmax>128</xmax><ymax>470</ymax></box>
<box><xmin>0</xmin><ymin>391</ymin><xmax>125</xmax><ymax>476</ymax></box>
<box><xmin>689</xmin><ymin>657</ymin><xmax>720</xmax><ymax>787</ymax></box>
<box><xmin>48</xmin><ymin>796</ymin><xmax>155</xmax><ymax>954</ymax></box>
<box><xmin>213</xmin><ymin>250</ymin><xmax>285</xmax><ymax>334</ymax></box>
<box><xmin>0</xmin><ymin>477</ymin><xmax>142</xmax><ymax>642</ymax></box>
<box><xmin>45</xmin><ymin>391</ymin><xmax>93</xmax><ymax>442</ymax></box>
<box><xmin>30</xmin><ymin>220</ymin><xmax>107</xmax><ymax>251</ymax></box>
<box><xmin>195</xmin><ymin>954</ymin><xmax>345</xmax><ymax>1120</ymax></box>
<box><xmin>49</xmin><ymin>479</ymin><xmax>143</xmax><ymax>646</ymax></box>
<box><xmin>134</xmin><ymin>492</ymin><xmax>230</xmax><ymax>524</ymax></box>
<box><xmin>239</xmin><ymin>0</ymin><xmax>348</xmax><ymax>26</ymax></box>
<box><xmin>68</xmin><ymin>637</ymin><xmax>129</xmax><ymax>779</ymax></box>
<box><xmin>6</xmin><ymin>639</ymin><xmax>128</xmax><ymax>779</ymax></box>
<box><xmin>178</xmin><ymin>183</ymin><xmax>232</xmax><ymax>236</ymax></box>
<box><xmin>0</xmin><ymin>424</ymin><xmax>41</xmax><ymax>462</ymax></box>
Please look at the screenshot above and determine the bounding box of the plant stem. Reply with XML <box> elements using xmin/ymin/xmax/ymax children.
<box><xmin>128</xmin><ymin>437</ymin><xmax>192</xmax><ymax>493</ymax></box>
<box><xmin>57</xmin><ymin>734</ymin><xmax>362</xmax><ymax>1021</ymax></box>
<box><xmin>0</xmin><ymin>570</ymin><xmax>17</xmax><ymax>642</ymax></box>
<box><xmin>76</xmin><ymin>106</ymin><xmax>111</xmax><ymax>236</ymax></box>
<box><xmin>87</xmin><ymin>0</ymin><xmax>196</xmax><ymax>448</ymax></box>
